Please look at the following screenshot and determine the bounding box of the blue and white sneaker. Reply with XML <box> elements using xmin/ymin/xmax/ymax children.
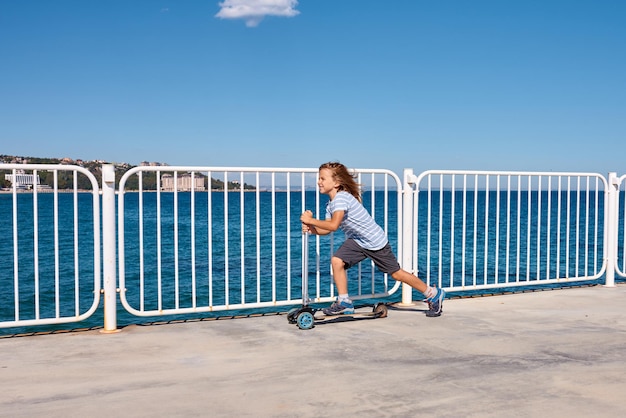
<box><xmin>426</xmin><ymin>288</ymin><xmax>445</xmax><ymax>317</ymax></box>
<box><xmin>322</xmin><ymin>300</ymin><xmax>355</xmax><ymax>316</ymax></box>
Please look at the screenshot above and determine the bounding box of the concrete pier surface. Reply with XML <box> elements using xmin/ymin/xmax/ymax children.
<box><xmin>2</xmin><ymin>284</ymin><xmax>626</xmax><ymax>418</ymax></box>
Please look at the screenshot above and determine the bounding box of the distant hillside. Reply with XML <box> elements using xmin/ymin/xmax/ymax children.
<box><xmin>0</xmin><ymin>154</ymin><xmax>164</xmax><ymax>190</ymax></box>
<box><xmin>0</xmin><ymin>155</ymin><xmax>254</xmax><ymax>191</ymax></box>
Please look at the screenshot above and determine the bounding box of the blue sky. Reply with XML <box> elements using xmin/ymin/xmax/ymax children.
<box><xmin>1</xmin><ymin>0</ymin><xmax>625</xmax><ymax>176</ymax></box>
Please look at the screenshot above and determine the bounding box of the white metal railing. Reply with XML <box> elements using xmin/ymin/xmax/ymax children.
<box><xmin>0</xmin><ymin>164</ymin><xmax>101</xmax><ymax>329</ymax></box>
<box><xmin>3</xmin><ymin>163</ymin><xmax>625</xmax><ymax>332</ymax></box>
<box><xmin>117</xmin><ymin>166</ymin><xmax>402</xmax><ymax>318</ymax></box>
<box><xmin>403</xmin><ymin>170</ymin><xmax>609</xmax><ymax>297</ymax></box>
<box><xmin>615</xmin><ymin>173</ymin><xmax>626</xmax><ymax>278</ymax></box>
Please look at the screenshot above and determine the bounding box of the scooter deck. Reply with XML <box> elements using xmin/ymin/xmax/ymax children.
<box><xmin>313</xmin><ymin>309</ymin><xmax>384</xmax><ymax>323</ymax></box>
<box><xmin>288</xmin><ymin>303</ymin><xmax>388</xmax><ymax>329</ymax></box>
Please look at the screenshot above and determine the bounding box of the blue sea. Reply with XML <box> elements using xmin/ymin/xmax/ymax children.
<box><xmin>1</xmin><ymin>189</ymin><xmax>622</xmax><ymax>335</ymax></box>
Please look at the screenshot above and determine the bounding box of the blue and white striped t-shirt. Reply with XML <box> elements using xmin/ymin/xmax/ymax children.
<box><xmin>326</xmin><ymin>191</ymin><xmax>388</xmax><ymax>251</ymax></box>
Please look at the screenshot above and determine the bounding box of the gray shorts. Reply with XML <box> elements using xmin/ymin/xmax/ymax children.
<box><xmin>333</xmin><ymin>239</ymin><xmax>401</xmax><ymax>275</ymax></box>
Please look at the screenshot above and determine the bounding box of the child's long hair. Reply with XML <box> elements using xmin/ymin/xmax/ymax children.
<box><xmin>319</xmin><ymin>162</ymin><xmax>361</xmax><ymax>203</ymax></box>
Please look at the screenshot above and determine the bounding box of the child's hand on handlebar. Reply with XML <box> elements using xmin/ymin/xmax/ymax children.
<box><xmin>300</xmin><ymin>210</ymin><xmax>313</xmax><ymax>224</ymax></box>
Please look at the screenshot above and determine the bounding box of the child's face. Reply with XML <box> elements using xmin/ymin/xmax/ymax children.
<box><xmin>318</xmin><ymin>168</ymin><xmax>338</xmax><ymax>195</ymax></box>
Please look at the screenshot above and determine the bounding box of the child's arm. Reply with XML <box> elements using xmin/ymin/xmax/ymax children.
<box><xmin>302</xmin><ymin>223</ymin><xmax>330</xmax><ymax>236</ymax></box>
<box><xmin>300</xmin><ymin>210</ymin><xmax>344</xmax><ymax>236</ymax></box>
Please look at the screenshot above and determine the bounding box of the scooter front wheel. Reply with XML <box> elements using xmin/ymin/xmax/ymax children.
<box><xmin>296</xmin><ymin>311</ymin><xmax>315</xmax><ymax>330</ymax></box>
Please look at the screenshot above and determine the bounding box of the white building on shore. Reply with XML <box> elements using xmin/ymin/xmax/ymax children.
<box><xmin>4</xmin><ymin>170</ymin><xmax>41</xmax><ymax>189</ymax></box>
<box><xmin>161</xmin><ymin>173</ymin><xmax>206</xmax><ymax>192</ymax></box>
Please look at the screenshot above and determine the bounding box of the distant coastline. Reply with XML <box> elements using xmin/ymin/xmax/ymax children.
<box><xmin>0</xmin><ymin>188</ymin><xmax>307</xmax><ymax>194</ymax></box>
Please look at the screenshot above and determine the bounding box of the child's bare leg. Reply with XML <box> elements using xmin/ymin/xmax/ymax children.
<box><xmin>331</xmin><ymin>256</ymin><xmax>349</xmax><ymax>294</ymax></box>
<box><xmin>322</xmin><ymin>256</ymin><xmax>355</xmax><ymax>315</ymax></box>
<box><xmin>392</xmin><ymin>269</ymin><xmax>444</xmax><ymax>316</ymax></box>
<box><xmin>391</xmin><ymin>269</ymin><xmax>428</xmax><ymax>293</ymax></box>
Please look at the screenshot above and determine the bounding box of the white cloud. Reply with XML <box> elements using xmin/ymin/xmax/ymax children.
<box><xmin>215</xmin><ymin>0</ymin><xmax>300</xmax><ymax>27</ymax></box>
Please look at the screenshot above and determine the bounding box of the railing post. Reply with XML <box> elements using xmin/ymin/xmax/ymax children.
<box><xmin>604</xmin><ymin>172</ymin><xmax>619</xmax><ymax>287</ymax></box>
<box><xmin>101</xmin><ymin>164</ymin><xmax>119</xmax><ymax>332</ymax></box>
<box><xmin>400</xmin><ymin>169</ymin><xmax>416</xmax><ymax>305</ymax></box>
